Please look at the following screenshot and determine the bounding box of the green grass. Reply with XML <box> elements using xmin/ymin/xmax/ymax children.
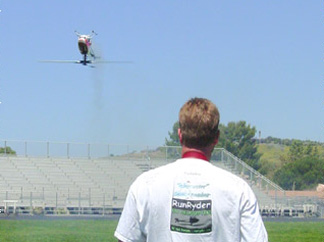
<box><xmin>257</xmin><ymin>143</ymin><xmax>287</xmax><ymax>164</ymax></box>
<box><xmin>0</xmin><ymin>219</ymin><xmax>118</xmax><ymax>242</ymax></box>
<box><xmin>265</xmin><ymin>221</ymin><xmax>324</xmax><ymax>242</ymax></box>
<box><xmin>0</xmin><ymin>219</ymin><xmax>323</xmax><ymax>242</ymax></box>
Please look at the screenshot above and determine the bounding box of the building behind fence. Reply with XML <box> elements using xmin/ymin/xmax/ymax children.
<box><xmin>0</xmin><ymin>140</ymin><xmax>323</xmax><ymax>217</ymax></box>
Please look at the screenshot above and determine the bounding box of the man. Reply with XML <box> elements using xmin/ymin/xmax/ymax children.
<box><xmin>115</xmin><ymin>97</ymin><xmax>268</xmax><ymax>242</ymax></box>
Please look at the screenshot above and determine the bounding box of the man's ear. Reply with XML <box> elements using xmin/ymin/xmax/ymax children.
<box><xmin>178</xmin><ymin>128</ymin><xmax>183</xmax><ymax>144</ymax></box>
<box><xmin>213</xmin><ymin>130</ymin><xmax>220</xmax><ymax>146</ymax></box>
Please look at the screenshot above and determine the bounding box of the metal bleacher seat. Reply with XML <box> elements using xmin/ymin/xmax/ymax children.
<box><xmin>0</xmin><ymin>149</ymin><xmax>306</xmax><ymax>216</ymax></box>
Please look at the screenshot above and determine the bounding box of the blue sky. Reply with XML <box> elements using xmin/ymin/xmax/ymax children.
<box><xmin>0</xmin><ymin>1</ymin><xmax>323</xmax><ymax>147</ymax></box>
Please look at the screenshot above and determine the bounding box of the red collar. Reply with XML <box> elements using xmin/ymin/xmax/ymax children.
<box><xmin>182</xmin><ymin>151</ymin><xmax>209</xmax><ymax>161</ymax></box>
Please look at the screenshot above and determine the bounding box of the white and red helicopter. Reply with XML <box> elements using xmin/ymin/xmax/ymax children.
<box><xmin>76</xmin><ymin>30</ymin><xmax>97</xmax><ymax>65</ymax></box>
<box><xmin>40</xmin><ymin>31</ymin><xmax>131</xmax><ymax>67</ymax></box>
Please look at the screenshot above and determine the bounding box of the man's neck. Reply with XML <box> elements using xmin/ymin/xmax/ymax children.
<box><xmin>181</xmin><ymin>146</ymin><xmax>212</xmax><ymax>162</ymax></box>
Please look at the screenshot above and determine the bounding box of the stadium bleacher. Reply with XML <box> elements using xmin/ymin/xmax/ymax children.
<box><xmin>0</xmin><ymin>144</ymin><xmax>322</xmax><ymax>217</ymax></box>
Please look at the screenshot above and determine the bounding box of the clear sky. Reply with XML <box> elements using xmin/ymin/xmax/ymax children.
<box><xmin>0</xmin><ymin>1</ymin><xmax>323</xmax><ymax>147</ymax></box>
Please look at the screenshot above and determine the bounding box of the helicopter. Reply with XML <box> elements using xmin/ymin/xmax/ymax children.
<box><xmin>40</xmin><ymin>31</ymin><xmax>131</xmax><ymax>67</ymax></box>
<box><xmin>75</xmin><ymin>30</ymin><xmax>97</xmax><ymax>65</ymax></box>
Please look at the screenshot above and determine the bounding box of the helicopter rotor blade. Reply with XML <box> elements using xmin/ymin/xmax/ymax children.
<box><xmin>92</xmin><ymin>60</ymin><xmax>133</xmax><ymax>64</ymax></box>
<box><xmin>39</xmin><ymin>60</ymin><xmax>81</xmax><ymax>64</ymax></box>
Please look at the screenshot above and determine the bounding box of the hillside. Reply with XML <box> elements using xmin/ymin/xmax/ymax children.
<box><xmin>256</xmin><ymin>139</ymin><xmax>324</xmax><ymax>190</ymax></box>
<box><xmin>257</xmin><ymin>139</ymin><xmax>324</xmax><ymax>163</ymax></box>
<box><xmin>257</xmin><ymin>143</ymin><xmax>287</xmax><ymax>165</ymax></box>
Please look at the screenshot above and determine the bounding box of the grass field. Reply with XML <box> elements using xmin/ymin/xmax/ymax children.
<box><xmin>0</xmin><ymin>219</ymin><xmax>323</xmax><ymax>242</ymax></box>
<box><xmin>265</xmin><ymin>221</ymin><xmax>324</xmax><ymax>242</ymax></box>
<box><xmin>0</xmin><ymin>219</ymin><xmax>118</xmax><ymax>242</ymax></box>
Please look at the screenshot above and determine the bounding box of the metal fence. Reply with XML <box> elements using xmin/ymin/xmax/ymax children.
<box><xmin>216</xmin><ymin>149</ymin><xmax>324</xmax><ymax>218</ymax></box>
<box><xmin>0</xmin><ymin>140</ymin><xmax>156</xmax><ymax>159</ymax></box>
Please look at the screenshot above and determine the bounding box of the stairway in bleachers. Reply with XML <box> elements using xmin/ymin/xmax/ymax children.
<box><xmin>211</xmin><ymin>160</ymin><xmax>279</xmax><ymax>208</ymax></box>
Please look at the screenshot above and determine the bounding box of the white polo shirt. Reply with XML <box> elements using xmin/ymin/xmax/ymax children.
<box><xmin>115</xmin><ymin>158</ymin><xmax>268</xmax><ymax>242</ymax></box>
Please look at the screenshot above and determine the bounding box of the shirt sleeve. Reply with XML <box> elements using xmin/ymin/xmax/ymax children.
<box><xmin>114</xmin><ymin>184</ymin><xmax>146</xmax><ymax>242</ymax></box>
<box><xmin>240</xmin><ymin>183</ymin><xmax>268</xmax><ymax>242</ymax></box>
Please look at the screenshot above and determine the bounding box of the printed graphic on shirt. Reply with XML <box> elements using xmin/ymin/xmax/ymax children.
<box><xmin>170</xmin><ymin>173</ymin><xmax>212</xmax><ymax>234</ymax></box>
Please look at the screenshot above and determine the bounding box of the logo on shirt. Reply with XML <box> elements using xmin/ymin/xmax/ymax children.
<box><xmin>170</xmin><ymin>176</ymin><xmax>212</xmax><ymax>234</ymax></box>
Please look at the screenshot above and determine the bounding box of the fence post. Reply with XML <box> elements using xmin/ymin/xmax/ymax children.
<box><xmin>67</xmin><ymin>143</ymin><xmax>70</xmax><ymax>159</ymax></box>
<box><xmin>146</xmin><ymin>146</ymin><xmax>149</xmax><ymax>160</ymax></box>
<box><xmin>47</xmin><ymin>142</ymin><xmax>50</xmax><ymax>158</ymax></box>
<box><xmin>102</xmin><ymin>194</ymin><xmax>105</xmax><ymax>216</ymax></box>
<box><xmin>25</xmin><ymin>141</ymin><xmax>28</xmax><ymax>157</ymax></box>
<box><xmin>88</xmin><ymin>144</ymin><xmax>91</xmax><ymax>159</ymax></box>
<box><xmin>221</xmin><ymin>148</ymin><xmax>224</xmax><ymax>163</ymax></box>
<box><xmin>275</xmin><ymin>189</ymin><xmax>277</xmax><ymax>210</ymax></box>
<box><xmin>89</xmin><ymin>188</ymin><xmax>91</xmax><ymax>206</ymax></box>
<box><xmin>78</xmin><ymin>192</ymin><xmax>81</xmax><ymax>215</ymax></box>
<box><xmin>30</xmin><ymin>192</ymin><xmax>33</xmax><ymax>215</ymax></box>
<box><xmin>4</xmin><ymin>141</ymin><xmax>7</xmax><ymax>156</ymax></box>
<box><xmin>55</xmin><ymin>192</ymin><xmax>58</xmax><ymax>215</ymax></box>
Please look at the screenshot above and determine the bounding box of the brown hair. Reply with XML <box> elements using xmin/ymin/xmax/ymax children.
<box><xmin>179</xmin><ymin>97</ymin><xmax>220</xmax><ymax>148</ymax></box>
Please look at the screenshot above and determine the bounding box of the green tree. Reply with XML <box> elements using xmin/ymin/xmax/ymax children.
<box><xmin>287</xmin><ymin>140</ymin><xmax>304</xmax><ymax>162</ymax></box>
<box><xmin>0</xmin><ymin>146</ymin><xmax>16</xmax><ymax>155</ymax></box>
<box><xmin>165</xmin><ymin>122</ymin><xmax>180</xmax><ymax>146</ymax></box>
<box><xmin>274</xmin><ymin>142</ymin><xmax>324</xmax><ymax>190</ymax></box>
<box><xmin>258</xmin><ymin>159</ymin><xmax>279</xmax><ymax>177</ymax></box>
<box><xmin>281</xmin><ymin>140</ymin><xmax>320</xmax><ymax>164</ymax></box>
<box><xmin>217</xmin><ymin>121</ymin><xmax>260</xmax><ymax>170</ymax></box>
<box><xmin>164</xmin><ymin>121</ymin><xmax>181</xmax><ymax>159</ymax></box>
<box><xmin>166</xmin><ymin>120</ymin><xmax>261</xmax><ymax>169</ymax></box>
<box><xmin>273</xmin><ymin>156</ymin><xmax>324</xmax><ymax>190</ymax></box>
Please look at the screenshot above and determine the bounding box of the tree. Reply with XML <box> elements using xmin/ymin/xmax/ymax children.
<box><xmin>281</xmin><ymin>140</ymin><xmax>320</xmax><ymax>164</ymax></box>
<box><xmin>217</xmin><ymin>121</ymin><xmax>261</xmax><ymax>170</ymax></box>
<box><xmin>165</xmin><ymin>122</ymin><xmax>180</xmax><ymax>146</ymax></box>
<box><xmin>165</xmin><ymin>120</ymin><xmax>261</xmax><ymax>170</ymax></box>
<box><xmin>0</xmin><ymin>146</ymin><xmax>16</xmax><ymax>155</ymax></box>
<box><xmin>164</xmin><ymin>121</ymin><xmax>181</xmax><ymax>159</ymax></box>
<box><xmin>273</xmin><ymin>156</ymin><xmax>324</xmax><ymax>190</ymax></box>
<box><xmin>274</xmin><ymin>143</ymin><xmax>324</xmax><ymax>190</ymax></box>
<box><xmin>287</xmin><ymin>140</ymin><xmax>304</xmax><ymax>162</ymax></box>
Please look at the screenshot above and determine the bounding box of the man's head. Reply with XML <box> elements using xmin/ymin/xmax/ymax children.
<box><xmin>178</xmin><ymin>97</ymin><xmax>220</xmax><ymax>149</ymax></box>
